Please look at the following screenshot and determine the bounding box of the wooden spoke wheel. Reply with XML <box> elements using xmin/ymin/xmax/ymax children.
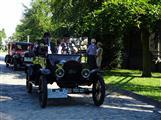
<box><xmin>92</xmin><ymin>75</ymin><xmax>105</xmax><ymax>106</ymax></box>
<box><xmin>39</xmin><ymin>75</ymin><xmax>48</xmax><ymax>108</ymax></box>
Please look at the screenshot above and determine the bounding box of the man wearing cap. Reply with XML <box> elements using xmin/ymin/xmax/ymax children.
<box><xmin>35</xmin><ymin>32</ymin><xmax>56</xmax><ymax>57</ymax></box>
<box><xmin>87</xmin><ymin>38</ymin><xmax>97</xmax><ymax>69</ymax></box>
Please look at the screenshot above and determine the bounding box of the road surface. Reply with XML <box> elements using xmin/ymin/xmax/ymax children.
<box><xmin>0</xmin><ymin>54</ymin><xmax>161</xmax><ymax>120</ymax></box>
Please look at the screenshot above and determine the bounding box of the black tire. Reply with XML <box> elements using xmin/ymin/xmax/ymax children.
<box><xmin>26</xmin><ymin>72</ymin><xmax>32</xmax><ymax>93</ymax></box>
<box><xmin>39</xmin><ymin>75</ymin><xmax>48</xmax><ymax>108</ymax></box>
<box><xmin>92</xmin><ymin>75</ymin><xmax>105</xmax><ymax>106</ymax></box>
<box><xmin>5</xmin><ymin>55</ymin><xmax>9</xmax><ymax>67</ymax></box>
<box><xmin>6</xmin><ymin>63</ymin><xmax>9</xmax><ymax>67</ymax></box>
<box><xmin>13</xmin><ymin>59</ymin><xmax>17</xmax><ymax>71</ymax></box>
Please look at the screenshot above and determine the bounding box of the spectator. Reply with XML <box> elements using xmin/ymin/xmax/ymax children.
<box><xmin>87</xmin><ymin>38</ymin><xmax>97</xmax><ymax>69</ymax></box>
<box><xmin>96</xmin><ymin>42</ymin><xmax>103</xmax><ymax>69</ymax></box>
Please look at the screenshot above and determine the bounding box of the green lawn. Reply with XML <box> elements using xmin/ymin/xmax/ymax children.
<box><xmin>104</xmin><ymin>69</ymin><xmax>161</xmax><ymax>102</ymax></box>
<box><xmin>0</xmin><ymin>50</ymin><xmax>7</xmax><ymax>55</ymax></box>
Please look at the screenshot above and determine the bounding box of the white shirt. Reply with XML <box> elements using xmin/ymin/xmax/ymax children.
<box><xmin>57</xmin><ymin>45</ymin><xmax>62</xmax><ymax>54</ymax></box>
<box><xmin>48</xmin><ymin>42</ymin><xmax>52</xmax><ymax>54</ymax></box>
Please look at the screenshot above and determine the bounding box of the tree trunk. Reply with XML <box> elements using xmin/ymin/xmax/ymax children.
<box><xmin>141</xmin><ymin>30</ymin><xmax>152</xmax><ymax>77</ymax></box>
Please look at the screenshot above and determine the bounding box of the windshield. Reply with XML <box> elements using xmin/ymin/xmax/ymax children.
<box><xmin>15</xmin><ymin>43</ymin><xmax>32</xmax><ymax>51</ymax></box>
<box><xmin>48</xmin><ymin>54</ymin><xmax>81</xmax><ymax>66</ymax></box>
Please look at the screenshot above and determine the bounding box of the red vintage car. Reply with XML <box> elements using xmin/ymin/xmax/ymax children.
<box><xmin>4</xmin><ymin>42</ymin><xmax>33</xmax><ymax>70</ymax></box>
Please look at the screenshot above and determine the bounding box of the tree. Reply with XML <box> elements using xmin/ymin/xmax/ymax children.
<box><xmin>0</xmin><ymin>28</ymin><xmax>6</xmax><ymax>49</ymax></box>
<box><xmin>50</xmin><ymin>0</ymin><xmax>104</xmax><ymax>37</ymax></box>
<box><xmin>14</xmin><ymin>0</ymin><xmax>53</xmax><ymax>42</ymax></box>
<box><xmin>83</xmin><ymin>0</ymin><xmax>161</xmax><ymax>77</ymax></box>
<box><xmin>13</xmin><ymin>0</ymin><xmax>161</xmax><ymax>77</ymax></box>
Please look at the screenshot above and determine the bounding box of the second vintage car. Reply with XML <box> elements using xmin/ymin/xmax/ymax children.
<box><xmin>5</xmin><ymin>41</ymin><xmax>33</xmax><ymax>70</ymax></box>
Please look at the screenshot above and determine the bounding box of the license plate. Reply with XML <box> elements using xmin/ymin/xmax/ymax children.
<box><xmin>48</xmin><ymin>88</ymin><xmax>68</xmax><ymax>98</ymax></box>
<box><xmin>68</xmin><ymin>88</ymin><xmax>87</xmax><ymax>93</ymax></box>
<box><xmin>24</xmin><ymin>57</ymin><xmax>33</xmax><ymax>62</ymax></box>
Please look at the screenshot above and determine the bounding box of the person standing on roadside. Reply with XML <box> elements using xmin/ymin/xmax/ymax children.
<box><xmin>96</xmin><ymin>42</ymin><xmax>103</xmax><ymax>69</ymax></box>
<box><xmin>87</xmin><ymin>38</ymin><xmax>97</xmax><ymax>69</ymax></box>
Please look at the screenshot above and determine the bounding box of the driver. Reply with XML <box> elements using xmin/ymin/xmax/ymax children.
<box><xmin>35</xmin><ymin>32</ymin><xmax>56</xmax><ymax>57</ymax></box>
<box><xmin>42</xmin><ymin>32</ymin><xmax>57</xmax><ymax>54</ymax></box>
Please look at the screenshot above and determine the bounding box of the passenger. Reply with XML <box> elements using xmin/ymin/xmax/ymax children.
<box><xmin>57</xmin><ymin>41</ymin><xmax>63</xmax><ymax>54</ymax></box>
<box><xmin>70</xmin><ymin>40</ymin><xmax>78</xmax><ymax>54</ymax></box>
<box><xmin>61</xmin><ymin>42</ymin><xmax>67</xmax><ymax>54</ymax></box>
<box><xmin>33</xmin><ymin>41</ymin><xmax>39</xmax><ymax>56</ymax></box>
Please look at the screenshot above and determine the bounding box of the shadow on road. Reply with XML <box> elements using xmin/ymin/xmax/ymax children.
<box><xmin>0</xmin><ymin>83</ymin><xmax>160</xmax><ymax>120</ymax></box>
<box><xmin>0</xmin><ymin>83</ymin><xmax>157</xmax><ymax>110</ymax></box>
<box><xmin>0</xmin><ymin>60</ymin><xmax>26</xmax><ymax>81</ymax></box>
<box><xmin>0</xmin><ymin>55</ymin><xmax>160</xmax><ymax>120</ymax></box>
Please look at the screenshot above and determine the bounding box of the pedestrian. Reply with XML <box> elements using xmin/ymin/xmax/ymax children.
<box><xmin>87</xmin><ymin>38</ymin><xmax>97</xmax><ymax>69</ymax></box>
<box><xmin>96</xmin><ymin>42</ymin><xmax>103</xmax><ymax>69</ymax></box>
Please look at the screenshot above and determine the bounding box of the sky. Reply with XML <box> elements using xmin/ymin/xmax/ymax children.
<box><xmin>0</xmin><ymin>0</ymin><xmax>31</xmax><ymax>38</ymax></box>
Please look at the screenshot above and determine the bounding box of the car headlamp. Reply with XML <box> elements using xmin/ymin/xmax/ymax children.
<box><xmin>55</xmin><ymin>68</ymin><xmax>64</xmax><ymax>78</ymax></box>
<box><xmin>21</xmin><ymin>54</ymin><xmax>24</xmax><ymax>57</ymax></box>
<box><xmin>81</xmin><ymin>69</ymin><xmax>90</xmax><ymax>78</ymax></box>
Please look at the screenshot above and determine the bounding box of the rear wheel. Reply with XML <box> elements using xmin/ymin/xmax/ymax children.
<box><xmin>39</xmin><ymin>75</ymin><xmax>48</xmax><ymax>108</ymax></box>
<box><xmin>92</xmin><ymin>75</ymin><xmax>105</xmax><ymax>106</ymax></box>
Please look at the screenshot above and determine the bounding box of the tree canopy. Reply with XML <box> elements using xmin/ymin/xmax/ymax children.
<box><xmin>14</xmin><ymin>0</ymin><xmax>161</xmax><ymax>39</ymax></box>
<box><xmin>13</xmin><ymin>0</ymin><xmax>53</xmax><ymax>42</ymax></box>
<box><xmin>13</xmin><ymin>0</ymin><xmax>161</xmax><ymax>76</ymax></box>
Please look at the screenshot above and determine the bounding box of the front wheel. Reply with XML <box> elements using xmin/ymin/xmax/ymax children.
<box><xmin>39</xmin><ymin>75</ymin><xmax>48</xmax><ymax>108</ymax></box>
<box><xmin>6</xmin><ymin>63</ymin><xmax>9</xmax><ymax>67</ymax></box>
<box><xmin>13</xmin><ymin>59</ymin><xmax>17</xmax><ymax>71</ymax></box>
<box><xmin>92</xmin><ymin>75</ymin><xmax>105</xmax><ymax>106</ymax></box>
<box><xmin>26</xmin><ymin>72</ymin><xmax>32</xmax><ymax>93</ymax></box>
<box><xmin>5</xmin><ymin>55</ymin><xmax>9</xmax><ymax>67</ymax></box>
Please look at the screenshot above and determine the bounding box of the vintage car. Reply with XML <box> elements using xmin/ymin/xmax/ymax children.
<box><xmin>4</xmin><ymin>42</ymin><xmax>33</xmax><ymax>70</ymax></box>
<box><xmin>26</xmin><ymin>53</ymin><xmax>106</xmax><ymax>108</ymax></box>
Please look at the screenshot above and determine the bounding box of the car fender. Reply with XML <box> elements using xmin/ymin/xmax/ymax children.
<box><xmin>90</xmin><ymin>69</ymin><xmax>100</xmax><ymax>76</ymax></box>
<box><xmin>40</xmin><ymin>68</ymin><xmax>51</xmax><ymax>75</ymax></box>
<box><xmin>89</xmin><ymin>69</ymin><xmax>103</xmax><ymax>81</ymax></box>
<box><xmin>13</xmin><ymin>54</ymin><xmax>18</xmax><ymax>58</ymax></box>
<box><xmin>5</xmin><ymin>55</ymin><xmax>11</xmax><ymax>63</ymax></box>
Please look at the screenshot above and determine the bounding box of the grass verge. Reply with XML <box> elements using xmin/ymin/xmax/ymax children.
<box><xmin>104</xmin><ymin>69</ymin><xmax>161</xmax><ymax>102</ymax></box>
<box><xmin>0</xmin><ymin>50</ymin><xmax>7</xmax><ymax>55</ymax></box>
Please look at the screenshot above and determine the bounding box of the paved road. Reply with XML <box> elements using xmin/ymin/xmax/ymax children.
<box><xmin>0</xmin><ymin>54</ymin><xmax>161</xmax><ymax>120</ymax></box>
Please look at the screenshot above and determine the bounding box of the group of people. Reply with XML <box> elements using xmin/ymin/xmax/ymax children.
<box><xmin>57</xmin><ymin>39</ymin><xmax>78</xmax><ymax>55</ymax></box>
<box><xmin>32</xmin><ymin>32</ymin><xmax>56</xmax><ymax>56</ymax></box>
<box><xmin>32</xmin><ymin>32</ymin><xmax>78</xmax><ymax>56</ymax></box>
<box><xmin>31</xmin><ymin>32</ymin><xmax>103</xmax><ymax>69</ymax></box>
<box><xmin>87</xmin><ymin>38</ymin><xmax>103</xmax><ymax>70</ymax></box>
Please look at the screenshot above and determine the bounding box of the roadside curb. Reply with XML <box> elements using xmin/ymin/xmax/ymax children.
<box><xmin>107</xmin><ymin>85</ymin><xmax>161</xmax><ymax>109</ymax></box>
